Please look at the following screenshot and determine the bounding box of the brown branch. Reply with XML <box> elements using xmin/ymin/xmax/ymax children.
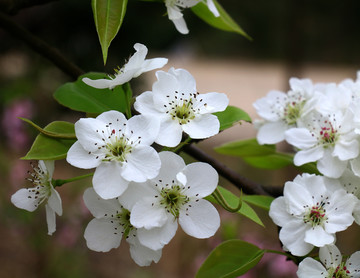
<box><xmin>183</xmin><ymin>144</ymin><xmax>275</xmax><ymax>196</ymax></box>
<box><xmin>0</xmin><ymin>0</ymin><xmax>59</xmax><ymax>15</ymax></box>
<box><xmin>0</xmin><ymin>11</ymin><xmax>84</xmax><ymax>79</ymax></box>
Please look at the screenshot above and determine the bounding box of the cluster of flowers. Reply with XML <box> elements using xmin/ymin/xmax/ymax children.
<box><xmin>254</xmin><ymin>74</ymin><xmax>360</xmax><ymax>276</ymax></box>
<box><xmin>11</xmin><ymin>43</ymin><xmax>229</xmax><ymax>266</ymax></box>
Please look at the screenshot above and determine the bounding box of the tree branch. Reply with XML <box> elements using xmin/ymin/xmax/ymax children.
<box><xmin>183</xmin><ymin>144</ymin><xmax>275</xmax><ymax>196</ymax></box>
<box><xmin>0</xmin><ymin>11</ymin><xmax>84</xmax><ymax>79</ymax></box>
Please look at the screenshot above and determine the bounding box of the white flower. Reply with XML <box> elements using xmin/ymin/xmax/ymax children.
<box><xmin>297</xmin><ymin>245</ymin><xmax>360</xmax><ymax>278</ymax></box>
<box><xmin>134</xmin><ymin>67</ymin><xmax>229</xmax><ymax>147</ymax></box>
<box><xmin>120</xmin><ymin>151</ymin><xmax>220</xmax><ymax>244</ymax></box>
<box><xmin>253</xmin><ymin>78</ymin><xmax>317</xmax><ymax>144</ymax></box>
<box><xmin>82</xmin><ymin>43</ymin><xmax>168</xmax><ymax>89</ymax></box>
<box><xmin>165</xmin><ymin>0</ymin><xmax>200</xmax><ymax>34</ymax></box>
<box><xmin>285</xmin><ymin>110</ymin><xmax>359</xmax><ymax>178</ymax></box>
<box><xmin>269</xmin><ymin>173</ymin><xmax>357</xmax><ymax>256</ymax></box>
<box><xmin>66</xmin><ymin>110</ymin><xmax>161</xmax><ymax>199</ymax></box>
<box><xmin>83</xmin><ymin>188</ymin><xmax>162</xmax><ymax>266</ymax></box>
<box><xmin>11</xmin><ymin>160</ymin><xmax>62</xmax><ymax>235</ymax></box>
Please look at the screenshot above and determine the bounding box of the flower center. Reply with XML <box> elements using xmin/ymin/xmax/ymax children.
<box><xmin>160</xmin><ymin>185</ymin><xmax>189</xmax><ymax>219</ymax></box>
<box><xmin>303</xmin><ymin>202</ymin><xmax>327</xmax><ymax>227</ymax></box>
<box><xmin>27</xmin><ymin>162</ymin><xmax>52</xmax><ymax>207</ymax></box>
<box><xmin>106</xmin><ymin>136</ymin><xmax>132</xmax><ymax>162</ymax></box>
<box><xmin>165</xmin><ymin>91</ymin><xmax>199</xmax><ymax>125</ymax></box>
<box><xmin>328</xmin><ymin>263</ymin><xmax>351</xmax><ymax>278</ymax></box>
<box><xmin>319</xmin><ymin>122</ymin><xmax>338</xmax><ymax>146</ymax></box>
<box><xmin>116</xmin><ymin>208</ymin><xmax>134</xmax><ymax>238</ymax></box>
<box><xmin>283</xmin><ymin>100</ymin><xmax>305</xmax><ymax>125</ymax></box>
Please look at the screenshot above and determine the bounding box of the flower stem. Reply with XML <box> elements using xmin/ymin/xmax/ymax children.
<box><xmin>52</xmin><ymin>173</ymin><xmax>93</xmax><ymax>187</ymax></box>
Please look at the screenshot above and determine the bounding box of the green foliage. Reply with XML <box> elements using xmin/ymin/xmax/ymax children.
<box><xmin>92</xmin><ymin>0</ymin><xmax>128</xmax><ymax>64</ymax></box>
<box><xmin>214</xmin><ymin>106</ymin><xmax>251</xmax><ymax>131</ymax></box>
<box><xmin>53</xmin><ymin>73</ymin><xmax>129</xmax><ymax>114</ymax></box>
<box><xmin>22</xmin><ymin>121</ymin><xmax>76</xmax><ymax>160</ymax></box>
<box><xmin>196</xmin><ymin>239</ymin><xmax>264</xmax><ymax>278</ymax></box>
<box><xmin>191</xmin><ymin>0</ymin><xmax>251</xmax><ymax>39</ymax></box>
<box><xmin>206</xmin><ymin>186</ymin><xmax>265</xmax><ymax>227</ymax></box>
<box><xmin>242</xmin><ymin>195</ymin><xmax>274</xmax><ymax>211</ymax></box>
<box><xmin>215</xmin><ymin>138</ymin><xmax>319</xmax><ymax>173</ymax></box>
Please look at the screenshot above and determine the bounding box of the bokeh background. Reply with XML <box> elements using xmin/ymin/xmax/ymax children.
<box><xmin>1</xmin><ymin>0</ymin><xmax>360</xmax><ymax>277</ymax></box>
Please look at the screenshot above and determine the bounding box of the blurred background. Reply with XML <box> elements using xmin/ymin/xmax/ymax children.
<box><xmin>1</xmin><ymin>0</ymin><xmax>360</xmax><ymax>277</ymax></box>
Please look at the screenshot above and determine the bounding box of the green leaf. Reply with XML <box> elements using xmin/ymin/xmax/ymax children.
<box><xmin>92</xmin><ymin>0</ymin><xmax>128</xmax><ymax>64</ymax></box>
<box><xmin>191</xmin><ymin>0</ymin><xmax>251</xmax><ymax>39</ymax></box>
<box><xmin>54</xmin><ymin>72</ymin><xmax>129</xmax><ymax>114</ymax></box>
<box><xmin>214</xmin><ymin>106</ymin><xmax>251</xmax><ymax>131</ymax></box>
<box><xmin>215</xmin><ymin>138</ymin><xmax>275</xmax><ymax>157</ymax></box>
<box><xmin>22</xmin><ymin>121</ymin><xmax>76</xmax><ymax>160</ymax></box>
<box><xmin>242</xmin><ymin>195</ymin><xmax>274</xmax><ymax>211</ymax></box>
<box><xmin>243</xmin><ymin>153</ymin><xmax>294</xmax><ymax>169</ymax></box>
<box><xmin>206</xmin><ymin>186</ymin><xmax>264</xmax><ymax>227</ymax></box>
<box><xmin>196</xmin><ymin>239</ymin><xmax>264</xmax><ymax>278</ymax></box>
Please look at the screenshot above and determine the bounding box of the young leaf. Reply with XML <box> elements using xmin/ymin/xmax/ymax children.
<box><xmin>242</xmin><ymin>195</ymin><xmax>274</xmax><ymax>211</ymax></box>
<box><xmin>53</xmin><ymin>72</ymin><xmax>129</xmax><ymax>114</ymax></box>
<box><xmin>22</xmin><ymin>121</ymin><xmax>76</xmax><ymax>160</ymax></box>
<box><xmin>196</xmin><ymin>239</ymin><xmax>264</xmax><ymax>278</ymax></box>
<box><xmin>191</xmin><ymin>0</ymin><xmax>251</xmax><ymax>39</ymax></box>
<box><xmin>92</xmin><ymin>0</ymin><xmax>128</xmax><ymax>64</ymax></box>
<box><xmin>215</xmin><ymin>138</ymin><xmax>275</xmax><ymax>157</ymax></box>
<box><xmin>214</xmin><ymin>106</ymin><xmax>251</xmax><ymax>131</ymax></box>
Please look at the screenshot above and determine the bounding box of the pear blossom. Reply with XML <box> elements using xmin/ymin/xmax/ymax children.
<box><xmin>121</xmin><ymin>151</ymin><xmax>220</xmax><ymax>243</ymax></box>
<box><xmin>285</xmin><ymin>110</ymin><xmax>359</xmax><ymax>178</ymax></box>
<box><xmin>297</xmin><ymin>245</ymin><xmax>360</xmax><ymax>278</ymax></box>
<box><xmin>269</xmin><ymin>173</ymin><xmax>357</xmax><ymax>257</ymax></box>
<box><xmin>253</xmin><ymin>78</ymin><xmax>317</xmax><ymax>144</ymax></box>
<box><xmin>11</xmin><ymin>160</ymin><xmax>62</xmax><ymax>235</ymax></box>
<box><xmin>83</xmin><ymin>188</ymin><xmax>162</xmax><ymax>266</ymax></box>
<box><xmin>134</xmin><ymin>67</ymin><xmax>229</xmax><ymax>147</ymax></box>
<box><xmin>66</xmin><ymin>110</ymin><xmax>161</xmax><ymax>199</ymax></box>
<box><xmin>82</xmin><ymin>43</ymin><xmax>168</xmax><ymax>89</ymax></box>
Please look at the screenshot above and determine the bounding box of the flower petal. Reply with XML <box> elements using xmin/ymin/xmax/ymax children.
<box><xmin>347</xmin><ymin>251</ymin><xmax>360</xmax><ymax>276</ymax></box>
<box><xmin>297</xmin><ymin>258</ymin><xmax>327</xmax><ymax>278</ymax></box>
<box><xmin>304</xmin><ymin>225</ymin><xmax>334</xmax><ymax>247</ymax></box>
<box><xmin>96</xmin><ymin>110</ymin><xmax>127</xmax><ymax>131</ymax></box>
<box><xmin>41</xmin><ymin>160</ymin><xmax>54</xmax><ymax>178</ymax></box>
<box><xmin>11</xmin><ymin>188</ymin><xmax>38</xmax><ymax>212</ymax></box>
<box><xmin>182</xmin><ymin>114</ymin><xmax>220</xmax><ymax>139</ymax></box>
<box><xmin>84</xmin><ymin>218</ymin><xmax>122</xmax><ymax>252</ymax></box>
<box><xmin>93</xmin><ymin>162</ymin><xmax>129</xmax><ymax>199</ymax></box>
<box><xmin>257</xmin><ymin>121</ymin><xmax>288</xmax><ymax>144</ymax></box>
<box><xmin>74</xmin><ymin>117</ymin><xmax>106</xmax><ymax>152</ymax></box>
<box><xmin>45</xmin><ymin>204</ymin><xmax>57</xmax><ymax>235</ymax></box>
<box><xmin>127</xmin><ymin>234</ymin><xmax>162</xmax><ymax>266</ymax></box>
<box><xmin>293</xmin><ymin>146</ymin><xmax>324</xmax><ymax>166</ymax></box>
<box><xmin>140</xmin><ymin>58</ymin><xmax>168</xmax><ymax>75</ymax></box>
<box><xmin>196</xmin><ymin>92</ymin><xmax>229</xmax><ymax>114</ymax></box>
<box><xmin>134</xmin><ymin>91</ymin><xmax>164</xmax><ymax>116</ymax></box>
<box><xmin>181</xmin><ymin>162</ymin><xmax>218</xmax><ymax>198</ymax></box>
<box><xmin>82</xmin><ymin>77</ymin><xmax>114</xmax><ymax>89</ymax></box>
<box><xmin>48</xmin><ymin>187</ymin><xmax>62</xmax><ymax>216</ymax></box>
<box><xmin>317</xmin><ymin>151</ymin><xmax>347</xmax><ymax>178</ymax></box>
<box><xmin>125</xmin><ymin>115</ymin><xmax>160</xmax><ymax>145</ymax></box>
<box><xmin>155</xmin><ymin>118</ymin><xmax>183</xmax><ymax>147</ymax></box>
<box><xmin>269</xmin><ymin>197</ymin><xmax>294</xmax><ymax>227</ymax></box>
<box><xmin>285</xmin><ymin>128</ymin><xmax>317</xmax><ymax>149</ymax></box>
<box><xmin>121</xmin><ymin>145</ymin><xmax>161</xmax><ymax>182</ymax></box>
<box><xmin>179</xmin><ymin>199</ymin><xmax>220</xmax><ymax>238</ymax></box>
<box><xmin>319</xmin><ymin>245</ymin><xmax>342</xmax><ymax>269</ymax></box>
<box><xmin>156</xmin><ymin>151</ymin><xmax>186</xmax><ymax>187</ymax></box>
<box><xmin>66</xmin><ymin>141</ymin><xmax>102</xmax><ymax>169</ymax></box>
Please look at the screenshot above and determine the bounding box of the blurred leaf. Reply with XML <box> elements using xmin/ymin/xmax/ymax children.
<box><xmin>206</xmin><ymin>186</ymin><xmax>264</xmax><ymax>227</ymax></box>
<box><xmin>242</xmin><ymin>195</ymin><xmax>274</xmax><ymax>211</ymax></box>
<box><xmin>215</xmin><ymin>138</ymin><xmax>275</xmax><ymax>156</ymax></box>
<box><xmin>92</xmin><ymin>0</ymin><xmax>128</xmax><ymax>64</ymax></box>
<box><xmin>214</xmin><ymin>106</ymin><xmax>251</xmax><ymax>131</ymax></box>
<box><xmin>196</xmin><ymin>239</ymin><xmax>264</xmax><ymax>278</ymax></box>
<box><xmin>22</xmin><ymin>121</ymin><xmax>76</xmax><ymax>160</ymax></box>
<box><xmin>243</xmin><ymin>153</ymin><xmax>293</xmax><ymax>169</ymax></box>
<box><xmin>54</xmin><ymin>72</ymin><xmax>128</xmax><ymax>114</ymax></box>
<box><xmin>191</xmin><ymin>0</ymin><xmax>251</xmax><ymax>39</ymax></box>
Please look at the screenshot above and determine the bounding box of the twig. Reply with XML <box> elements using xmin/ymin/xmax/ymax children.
<box><xmin>0</xmin><ymin>11</ymin><xmax>84</xmax><ymax>79</ymax></box>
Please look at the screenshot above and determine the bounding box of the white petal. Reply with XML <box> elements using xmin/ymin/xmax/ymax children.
<box><xmin>125</xmin><ymin>43</ymin><xmax>147</xmax><ymax>71</ymax></box>
<box><xmin>304</xmin><ymin>225</ymin><xmax>334</xmax><ymax>247</ymax></box>
<box><xmin>297</xmin><ymin>258</ymin><xmax>327</xmax><ymax>278</ymax></box>
<box><xmin>130</xmin><ymin>197</ymin><xmax>169</xmax><ymax>229</ymax></box>
<box><xmin>93</xmin><ymin>162</ymin><xmax>129</xmax><ymax>199</ymax></box>
<box><xmin>169</xmin><ymin>68</ymin><xmax>197</xmax><ymax>94</ymax></box>
<box><xmin>140</xmin><ymin>58</ymin><xmax>168</xmax><ymax>75</ymax></box>
<box><xmin>333</xmin><ymin>139</ymin><xmax>359</xmax><ymax>160</ymax></box>
<box><xmin>45</xmin><ymin>204</ymin><xmax>56</xmax><ymax>235</ymax></box>
<box><xmin>347</xmin><ymin>251</ymin><xmax>360</xmax><ymax>276</ymax></box>
<box><xmin>125</xmin><ymin>115</ymin><xmax>160</xmax><ymax>145</ymax></box>
<box><xmin>82</xmin><ymin>77</ymin><xmax>114</xmax><ymax>89</ymax></box>
<box><xmin>293</xmin><ymin>146</ymin><xmax>324</xmax><ymax>166</ymax></box>
<box><xmin>134</xmin><ymin>91</ymin><xmax>162</xmax><ymax>116</ymax></box>
<box><xmin>179</xmin><ymin>199</ymin><xmax>220</xmax><ymax>238</ymax></box>
<box><xmin>84</xmin><ymin>218</ymin><xmax>122</xmax><ymax>252</ymax></box>
<box><xmin>66</xmin><ymin>141</ymin><xmax>102</xmax><ymax>169</ymax></box>
<box><xmin>283</xmin><ymin>180</ymin><xmax>313</xmax><ymax>215</ymax></box>
<box><xmin>153</xmin><ymin>70</ymin><xmax>179</xmax><ymax>97</ymax></box>
<box><xmin>127</xmin><ymin>235</ymin><xmax>162</xmax><ymax>266</ymax></box>
<box><xmin>41</xmin><ymin>160</ymin><xmax>54</xmax><ymax>178</ymax></box>
<box><xmin>83</xmin><ymin>187</ymin><xmax>122</xmax><ymax>218</ymax></box>
<box><xmin>171</xmin><ymin>17</ymin><xmax>189</xmax><ymax>34</ymax></box>
<box><xmin>253</xmin><ymin>90</ymin><xmax>286</xmax><ymax>121</ymax></box>
<box><xmin>109</xmin><ymin>69</ymin><xmax>138</xmax><ymax>88</ymax></box>
<box><xmin>181</xmin><ymin>162</ymin><xmax>218</xmax><ymax>198</ymax></box>
<box><xmin>319</xmin><ymin>245</ymin><xmax>342</xmax><ymax>269</ymax></box>
<box><xmin>256</xmin><ymin>121</ymin><xmax>288</xmax><ymax>144</ymax></box>
<box><xmin>285</xmin><ymin>128</ymin><xmax>317</xmax><ymax>149</ymax></box>
<box><xmin>156</xmin><ymin>118</ymin><xmax>183</xmax><ymax>147</ymax></box>
<box><xmin>74</xmin><ymin>117</ymin><xmax>105</xmax><ymax>151</ymax></box>
<box><xmin>182</xmin><ymin>114</ymin><xmax>220</xmax><ymax>139</ymax></box>
<box><xmin>268</xmin><ymin>197</ymin><xmax>294</xmax><ymax>227</ymax></box>
<box><xmin>48</xmin><ymin>187</ymin><xmax>62</xmax><ymax>216</ymax></box>
<box><xmin>118</xmin><ymin>182</ymin><xmax>158</xmax><ymax>211</ymax></box>
<box><xmin>317</xmin><ymin>152</ymin><xmax>347</xmax><ymax>178</ymax></box>
<box><xmin>350</xmin><ymin>156</ymin><xmax>360</xmax><ymax>177</ymax></box>
<box><xmin>196</xmin><ymin>92</ymin><xmax>229</xmax><ymax>114</ymax></box>
<box><xmin>121</xmin><ymin>145</ymin><xmax>161</xmax><ymax>182</ymax></box>
<box><xmin>156</xmin><ymin>152</ymin><xmax>186</xmax><ymax>186</ymax></box>
<box><xmin>96</xmin><ymin>110</ymin><xmax>127</xmax><ymax>129</ymax></box>
<box><xmin>11</xmin><ymin>188</ymin><xmax>38</xmax><ymax>212</ymax></box>
<box><xmin>279</xmin><ymin>219</ymin><xmax>313</xmax><ymax>256</ymax></box>
<box><xmin>137</xmin><ymin>220</ymin><xmax>178</xmax><ymax>250</ymax></box>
